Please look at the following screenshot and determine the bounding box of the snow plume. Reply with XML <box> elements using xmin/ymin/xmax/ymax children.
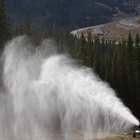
<box><xmin>0</xmin><ymin>36</ymin><xmax>139</xmax><ymax>140</ymax></box>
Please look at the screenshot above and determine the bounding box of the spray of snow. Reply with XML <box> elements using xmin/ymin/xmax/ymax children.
<box><xmin>0</xmin><ymin>36</ymin><xmax>138</xmax><ymax>140</ymax></box>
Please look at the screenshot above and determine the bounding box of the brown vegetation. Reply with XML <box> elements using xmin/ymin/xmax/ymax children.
<box><xmin>80</xmin><ymin>22</ymin><xmax>140</xmax><ymax>42</ymax></box>
<box><xmin>101</xmin><ymin>22</ymin><xmax>140</xmax><ymax>41</ymax></box>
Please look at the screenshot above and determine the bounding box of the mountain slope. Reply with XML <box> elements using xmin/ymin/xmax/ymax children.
<box><xmin>4</xmin><ymin>0</ymin><xmax>125</xmax><ymax>31</ymax></box>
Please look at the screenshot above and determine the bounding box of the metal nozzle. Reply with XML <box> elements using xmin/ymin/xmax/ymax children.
<box><xmin>133</xmin><ymin>124</ymin><xmax>140</xmax><ymax>137</ymax></box>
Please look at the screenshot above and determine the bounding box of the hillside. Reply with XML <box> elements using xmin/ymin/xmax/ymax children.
<box><xmin>4</xmin><ymin>0</ymin><xmax>128</xmax><ymax>31</ymax></box>
<box><xmin>73</xmin><ymin>21</ymin><xmax>140</xmax><ymax>42</ymax></box>
<box><xmin>101</xmin><ymin>22</ymin><xmax>140</xmax><ymax>41</ymax></box>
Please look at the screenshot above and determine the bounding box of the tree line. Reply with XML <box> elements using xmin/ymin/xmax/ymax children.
<box><xmin>55</xmin><ymin>32</ymin><xmax>140</xmax><ymax>118</ymax></box>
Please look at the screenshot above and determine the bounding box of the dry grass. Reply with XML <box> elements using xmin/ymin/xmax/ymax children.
<box><xmin>75</xmin><ymin>21</ymin><xmax>140</xmax><ymax>42</ymax></box>
<box><xmin>103</xmin><ymin>22</ymin><xmax>140</xmax><ymax>40</ymax></box>
<box><xmin>94</xmin><ymin>22</ymin><xmax>140</xmax><ymax>42</ymax></box>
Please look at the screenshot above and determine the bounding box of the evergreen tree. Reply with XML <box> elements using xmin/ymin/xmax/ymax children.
<box><xmin>86</xmin><ymin>32</ymin><xmax>93</xmax><ymax>67</ymax></box>
<box><xmin>0</xmin><ymin>0</ymin><xmax>11</xmax><ymax>50</ymax></box>
<box><xmin>78</xmin><ymin>33</ymin><xmax>86</xmax><ymax>65</ymax></box>
<box><xmin>24</xmin><ymin>11</ymin><xmax>32</xmax><ymax>36</ymax></box>
<box><xmin>93</xmin><ymin>36</ymin><xmax>100</xmax><ymax>74</ymax></box>
<box><xmin>110</xmin><ymin>47</ymin><xmax>118</xmax><ymax>89</ymax></box>
<box><xmin>104</xmin><ymin>51</ymin><xmax>111</xmax><ymax>82</ymax></box>
<box><xmin>99</xmin><ymin>38</ymin><xmax>107</xmax><ymax>80</ymax></box>
<box><xmin>126</xmin><ymin>33</ymin><xmax>137</xmax><ymax>112</ymax></box>
<box><xmin>119</xmin><ymin>38</ymin><xmax>128</xmax><ymax>96</ymax></box>
<box><xmin>127</xmin><ymin>33</ymin><xmax>133</xmax><ymax>81</ymax></box>
<box><xmin>133</xmin><ymin>34</ymin><xmax>140</xmax><ymax>100</ymax></box>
